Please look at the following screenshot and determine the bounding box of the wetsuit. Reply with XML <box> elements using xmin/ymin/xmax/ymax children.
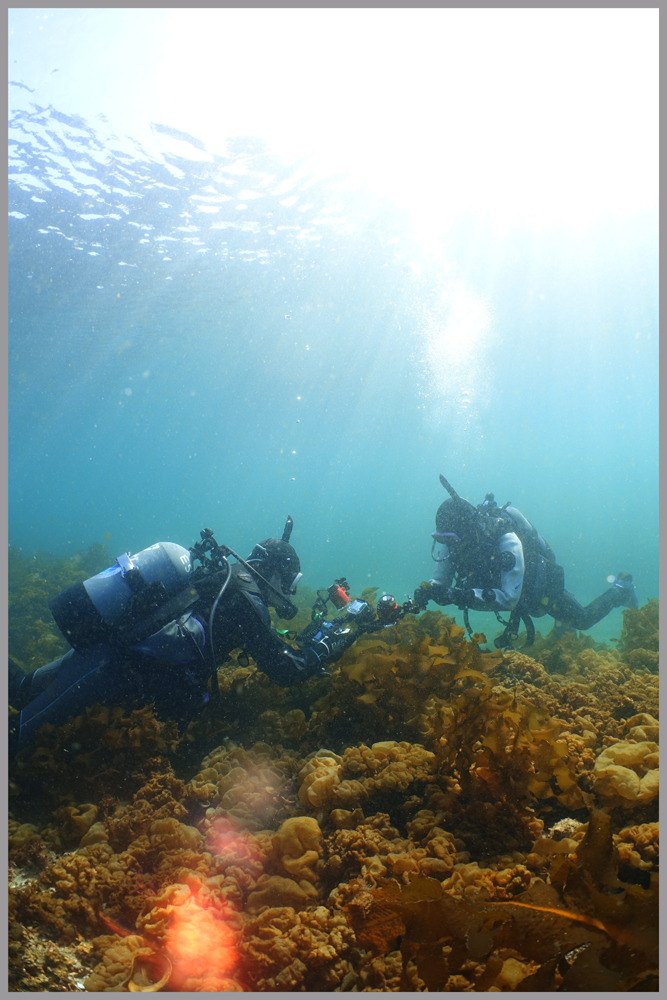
<box><xmin>10</xmin><ymin>564</ymin><xmax>349</xmax><ymax>754</ymax></box>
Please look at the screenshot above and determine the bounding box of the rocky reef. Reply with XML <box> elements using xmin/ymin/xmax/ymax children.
<box><xmin>8</xmin><ymin>550</ymin><xmax>659</xmax><ymax>991</ymax></box>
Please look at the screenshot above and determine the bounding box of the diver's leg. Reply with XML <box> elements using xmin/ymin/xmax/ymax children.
<box><xmin>9</xmin><ymin>657</ymin><xmax>27</xmax><ymax>707</ymax></box>
<box><xmin>547</xmin><ymin>585</ymin><xmax>627</xmax><ymax>631</ymax></box>
<box><xmin>18</xmin><ymin>649</ymin><xmax>76</xmax><ymax>702</ymax></box>
<box><xmin>13</xmin><ymin>646</ymin><xmax>128</xmax><ymax>754</ymax></box>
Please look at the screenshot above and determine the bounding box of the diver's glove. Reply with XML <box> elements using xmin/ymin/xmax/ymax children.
<box><xmin>298</xmin><ymin>621</ymin><xmax>358</xmax><ymax>668</ymax></box>
<box><xmin>413</xmin><ymin>583</ymin><xmax>464</xmax><ymax>608</ymax></box>
<box><xmin>297</xmin><ymin>600</ymin><xmax>375</xmax><ymax>670</ymax></box>
<box><xmin>298</xmin><ymin>648</ymin><xmax>332</xmax><ymax>678</ymax></box>
<box><xmin>413</xmin><ymin>585</ymin><xmax>432</xmax><ymax>609</ymax></box>
<box><xmin>320</xmin><ymin>630</ymin><xmax>357</xmax><ymax>661</ymax></box>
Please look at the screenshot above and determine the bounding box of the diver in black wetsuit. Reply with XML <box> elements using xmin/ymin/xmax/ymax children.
<box><xmin>9</xmin><ymin>517</ymin><xmax>373</xmax><ymax>755</ymax></box>
<box><xmin>413</xmin><ymin>475</ymin><xmax>639</xmax><ymax>649</ymax></box>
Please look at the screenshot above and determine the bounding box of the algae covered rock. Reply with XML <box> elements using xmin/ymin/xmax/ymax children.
<box><xmin>8</xmin><ymin>563</ymin><xmax>660</xmax><ymax>993</ymax></box>
<box><xmin>592</xmin><ymin>740</ymin><xmax>659</xmax><ymax>805</ymax></box>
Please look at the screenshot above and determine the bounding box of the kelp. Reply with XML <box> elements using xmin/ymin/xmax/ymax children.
<box><xmin>342</xmin><ymin>811</ymin><xmax>658</xmax><ymax>991</ymax></box>
<box><xmin>8</xmin><ymin>553</ymin><xmax>659</xmax><ymax>991</ymax></box>
<box><xmin>524</xmin><ymin>600</ymin><xmax>659</xmax><ymax>677</ymax></box>
<box><xmin>529</xmin><ymin>626</ymin><xmax>611</xmax><ymax>675</ymax></box>
<box><xmin>614</xmin><ymin>599</ymin><xmax>659</xmax><ymax>673</ymax></box>
<box><xmin>12</xmin><ymin>703</ymin><xmax>181</xmax><ymax>814</ymax></box>
<box><xmin>309</xmin><ymin>613</ymin><xmax>503</xmax><ymax>749</ymax></box>
<box><xmin>434</xmin><ymin>674</ymin><xmax>577</xmax><ymax>805</ymax></box>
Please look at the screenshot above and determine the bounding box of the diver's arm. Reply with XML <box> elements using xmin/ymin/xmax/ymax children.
<box><xmin>412</xmin><ymin>542</ymin><xmax>455</xmax><ymax>607</ymax></box>
<box><xmin>468</xmin><ymin>532</ymin><xmax>524</xmax><ymax>611</ymax></box>
<box><xmin>236</xmin><ymin>590</ymin><xmax>328</xmax><ymax>685</ymax></box>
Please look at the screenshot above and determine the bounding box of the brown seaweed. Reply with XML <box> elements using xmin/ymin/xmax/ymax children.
<box><xmin>7</xmin><ymin>559</ymin><xmax>659</xmax><ymax>992</ymax></box>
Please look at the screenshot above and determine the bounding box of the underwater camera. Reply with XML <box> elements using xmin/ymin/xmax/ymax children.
<box><xmin>307</xmin><ymin>578</ymin><xmax>418</xmax><ymax>637</ymax></box>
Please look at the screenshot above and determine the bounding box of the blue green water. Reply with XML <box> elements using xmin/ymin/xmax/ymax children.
<box><xmin>8</xmin><ymin>92</ymin><xmax>658</xmax><ymax>648</ymax></box>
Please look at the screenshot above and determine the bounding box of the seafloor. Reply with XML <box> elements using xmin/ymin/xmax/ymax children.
<box><xmin>8</xmin><ymin>544</ymin><xmax>659</xmax><ymax>991</ymax></box>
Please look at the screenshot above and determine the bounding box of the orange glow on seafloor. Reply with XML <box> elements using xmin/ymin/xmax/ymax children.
<box><xmin>166</xmin><ymin>895</ymin><xmax>239</xmax><ymax>989</ymax></box>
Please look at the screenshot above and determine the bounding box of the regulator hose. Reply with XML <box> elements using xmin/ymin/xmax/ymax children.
<box><xmin>208</xmin><ymin>556</ymin><xmax>232</xmax><ymax>695</ymax></box>
<box><xmin>224</xmin><ymin>546</ymin><xmax>298</xmax><ymax>619</ymax></box>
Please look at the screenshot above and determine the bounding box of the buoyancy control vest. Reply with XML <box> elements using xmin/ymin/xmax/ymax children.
<box><xmin>475</xmin><ymin>502</ymin><xmax>556</xmax><ymax>610</ymax></box>
<box><xmin>437</xmin><ymin>477</ymin><xmax>561</xmax><ymax>648</ymax></box>
<box><xmin>477</xmin><ymin>502</ymin><xmax>565</xmax><ymax>648</ymax></box>
<box><xmin>499</xmin><ymin>507</ymin><xmax>557</xmax><ymax>615</ymax></box>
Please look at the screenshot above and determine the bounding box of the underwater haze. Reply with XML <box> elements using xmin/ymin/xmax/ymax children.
<box><xmin>8</xmin><ymin>9</ymin><xmax>658</xmax><ymax>648</ymax></box>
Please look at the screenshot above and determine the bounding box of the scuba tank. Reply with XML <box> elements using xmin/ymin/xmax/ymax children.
<box><xmin>438</xmin><ymin>473</ymin><xmax>557</xmax><ymax>648</ymax></box>
<box><xmin>49</xmin><ymin>542</ymin><xmax>198</xmax><ymax>650</ymax></box>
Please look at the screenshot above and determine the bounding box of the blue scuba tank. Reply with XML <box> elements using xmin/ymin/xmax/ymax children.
<box><xmin>49</xmin><ymin>542</ymin><xmax>198</xmax><ymax>649</ymax></box>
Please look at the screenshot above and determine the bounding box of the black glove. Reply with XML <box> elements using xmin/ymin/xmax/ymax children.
<box><xmin>413</xmin><ymin>585</ymin><xmax>431</xmax><ymax>609</ymax></box>
<box><xmin>493</xmin><ymin>627</ymin><xmax>516</xmax><ymax>651</ymax></box>
<box><xmin>298</xmin><ymin>648</ymin><xmax>332</xmax><ymax>678</ymax></box>
<box><xmin>413</xmin><ymin>583</ymin><xmax>456</xmax><ymax>608</ymax></box>
<box><xmin>299</xmin><ymin>621</ymin><xmax>357</xmax><ymax>668</ymax></box>
<box><xmin>297</xmin><ymin>600</ymin><xmax>376</xmax><ymax>670</ymax></box>
<box><xmin>448</xmin><ymin>587</ymin><xmax>472</xmax><ymax>608</ymax></box>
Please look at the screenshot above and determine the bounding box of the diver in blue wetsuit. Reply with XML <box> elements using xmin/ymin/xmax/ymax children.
<box><xmin>413</xmin><ymin>475</ymin><xmax>639</xmax><ymax>650</ymax></box>
<box><xmin>9</xmin><ymin>518</ymin><xmax>372</xmax><ymax>755</ymax></box>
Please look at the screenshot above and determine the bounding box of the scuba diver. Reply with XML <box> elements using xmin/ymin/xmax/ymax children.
<box><xmin>413</xmin><ymin>474</ymin><xmax>639</xmax><ymax>650</ymax></box>
<box><xmin>9</xmin><ymin>517</ymin><xmax>376</xmax><ymax>756</ymax></box>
